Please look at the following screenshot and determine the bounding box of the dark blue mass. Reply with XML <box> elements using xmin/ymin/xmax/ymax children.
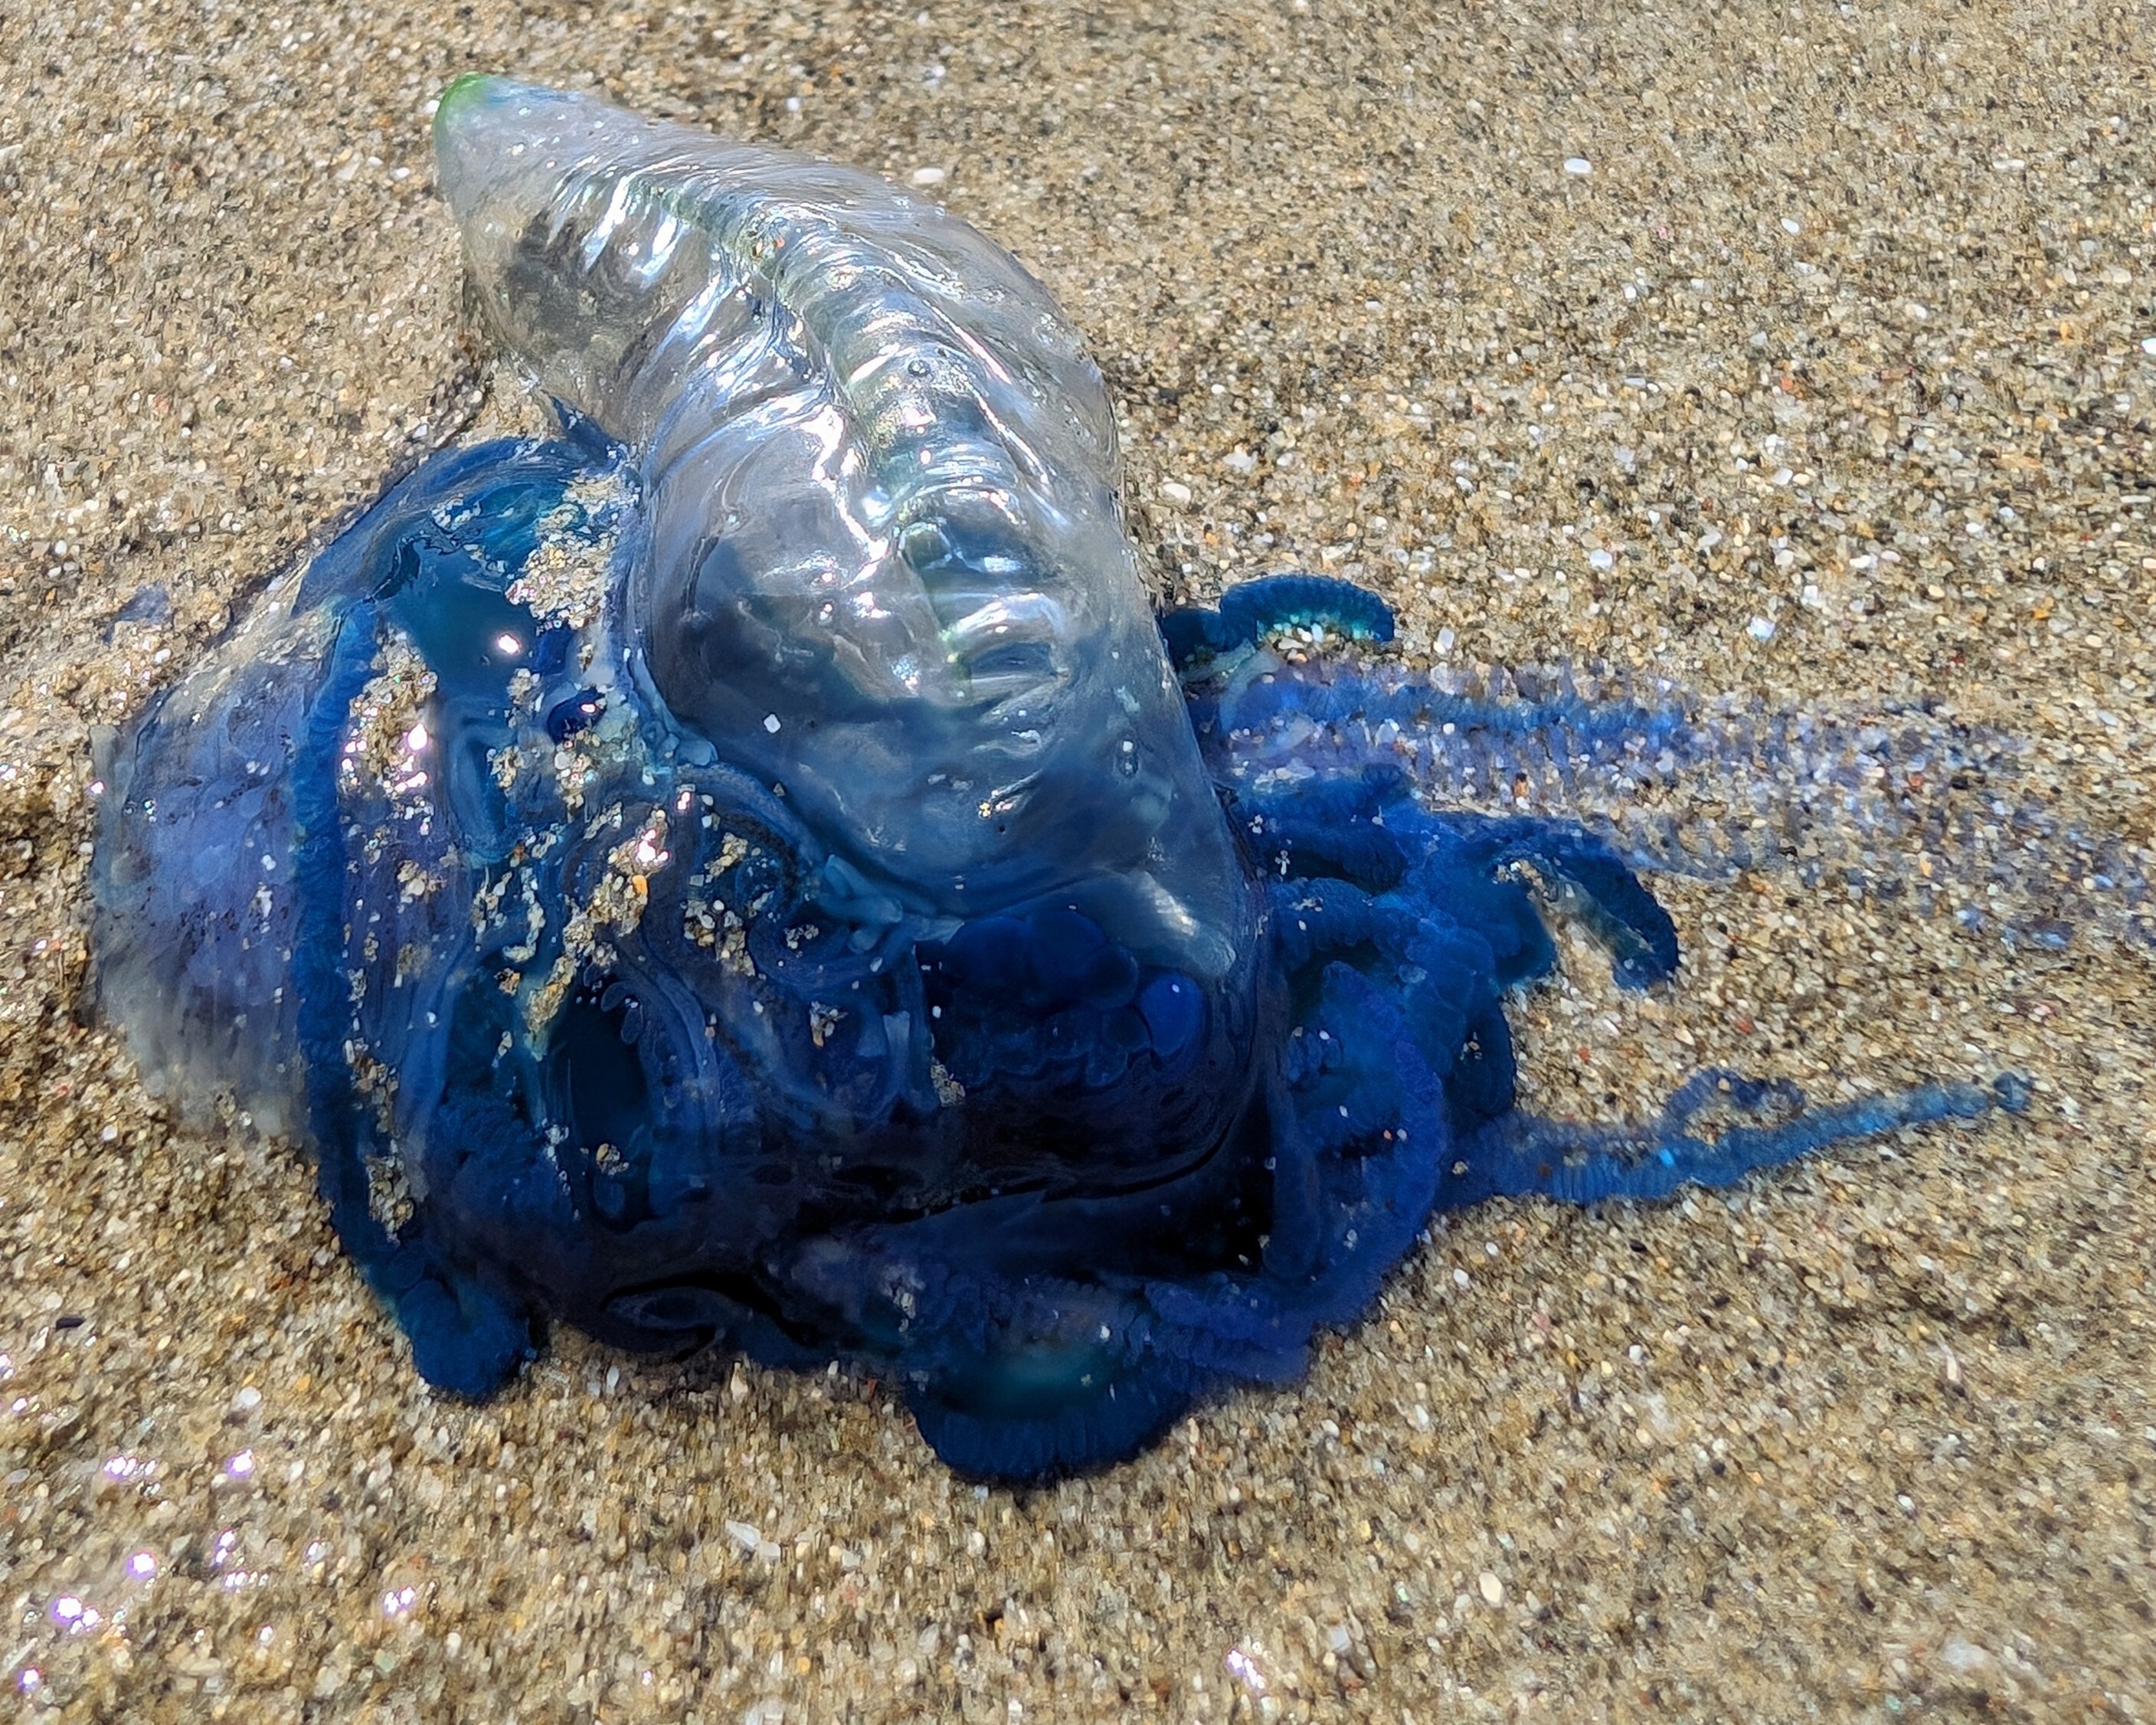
<box><xmin>93</xmin><ymin>428</ymin><xmax>2027</xmax><ymax>1482</ymax></box>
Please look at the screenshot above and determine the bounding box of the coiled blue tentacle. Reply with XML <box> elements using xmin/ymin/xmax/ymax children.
<box><xmin>1161</xmin><ymin>574</ymin><xmax>1395</xmax><ymax>670</ymax></box>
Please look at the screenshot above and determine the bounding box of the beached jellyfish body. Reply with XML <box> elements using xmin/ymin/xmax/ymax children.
<box><xmin>92</xmin><ymin>79</ymin><xmax>2027</xmax><ymax>1479</ymax></box>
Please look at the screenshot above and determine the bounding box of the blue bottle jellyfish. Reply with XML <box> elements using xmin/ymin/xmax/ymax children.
<box><xmin>90</xmin><ymin>78</ymin><xmax>2027</xmax><ymax>1480</ymax></box>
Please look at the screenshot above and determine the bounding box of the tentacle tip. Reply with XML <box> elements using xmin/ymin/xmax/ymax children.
<box><xmin>1610</xmin><ymin>945</ymin><xmax>1681</xmax><ymax>991</ymax></box>
<box><xmin>1991</xmin><ymin>1072</ymin><xmax>2033</xmax><ymax>1114</ymax></box>
<box><xmin>397</xmin><ymin>1278</ymin><xmax>539</xmax><ymax>1400</ymax></box>
<box><xmin>905</xmin><ymin>1370</ymin><xmax>1197</xmax><ymax>1483</ymax></box>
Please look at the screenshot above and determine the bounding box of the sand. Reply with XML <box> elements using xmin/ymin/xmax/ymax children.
<box><xmin>2</xmin><ymin>1</ymin><xmax>2152</xmax><ymax>1718</ymax></box>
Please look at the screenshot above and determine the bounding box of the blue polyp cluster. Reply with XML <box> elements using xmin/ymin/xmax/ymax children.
<box><xmin>95</xmin><ymin>441</ymin><xmax>2027</xmax><ymax>1482</ymax></box>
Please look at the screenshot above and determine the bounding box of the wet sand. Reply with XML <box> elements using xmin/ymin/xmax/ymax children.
<box><xmin>2</xmin><ymin>2</ymin><xmax>2152</xmax><ymax>1718</ymax></box>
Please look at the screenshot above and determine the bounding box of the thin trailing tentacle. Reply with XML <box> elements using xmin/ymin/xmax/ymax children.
<box><xmin>1194</xmin><ymin>643</ymin><xmax>2153</xmax><ymax>952</ymax></box>
<box><xmin>1205</xmin><ymin>588</ymin><xmax>2028</xmax><ymax>1281</ymax></box>
<box><xmin>1444</xmin><ymin>1072</ymin><xmax>2031</xmax><ymax>1207</ymax></box>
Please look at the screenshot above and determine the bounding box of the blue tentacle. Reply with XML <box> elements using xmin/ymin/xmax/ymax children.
<box><xmin>1446</xmin><ymin>1071</ymin><xmax>2030</xmax><ymax>1207</ymax></box>
<box><xmin>1162</xmin><ymin>573</ymin><xmax>1395</xmax><ymax>671</ymax></box>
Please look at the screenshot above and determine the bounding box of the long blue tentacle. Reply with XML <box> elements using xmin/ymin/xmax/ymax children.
<box><xmin>1191</xmin><ymin>643</ymin><xmax>2151</xmax><ymax>952</ymax></box>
